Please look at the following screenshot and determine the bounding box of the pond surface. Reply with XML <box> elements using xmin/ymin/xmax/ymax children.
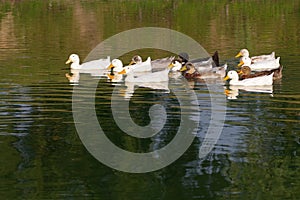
<box><xmin>0</xmin><ymin>0</ymin><xmax>299</xmax><ymax>199</ymax></box>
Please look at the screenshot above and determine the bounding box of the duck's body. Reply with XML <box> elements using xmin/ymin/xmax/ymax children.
<box><xmin>124</xmin><ymin>68</ymin><xmax>169</xmax><ymax>83</ymax></box>
<box><xmin>235</xmin><ymin>49</ymin><xmax>275</xmax><ymax>63</ymax></box>
<box><xmin>239</xmin><ymin>56</ymin><xmax>280</xmax><ymax>72</ymax></box>
<box><xmin>240</xmin><ymin>65</ymin><xmax>283</xmax><ymax>80</ymax></box>
<box><xmin>119</xmin><ymin>60</ymin><xmax>175</xmax><ymax>82</ymax></box>
<box><xmin>66</xmin><ymin>54</ymin><xmax>110</xmax><ymax>70</ymax></box>
<box><xmin>224</xmin><ymin>70</ymin><xmax>273</xmax><ymax>86</ymax></box>
<box><xmin>180</xmin><ymin>62</ymin><xmax>223</xmax><ymax>79</ymax></box>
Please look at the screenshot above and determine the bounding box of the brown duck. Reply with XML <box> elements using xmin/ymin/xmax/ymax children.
<box><xmin>239</xmin><ymin>65</ymin><xmax>283</xmax><ymax>80</ymax></box>
<box><xmin>180</xmin><ymin>62</ymin><xmax>221</xmax><ymax>79</ymax></box>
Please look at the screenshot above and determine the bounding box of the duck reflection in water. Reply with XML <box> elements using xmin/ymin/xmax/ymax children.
<box><xmin>224</xmin><ymin>85</ymin><xmax>273</xmax><ymax>100</ymax></box>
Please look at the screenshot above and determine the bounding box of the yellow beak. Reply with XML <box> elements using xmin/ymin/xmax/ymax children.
<box><xmin>118</xmin><ymin>69</ymin><xmax>126</xmax><ymax>74</ymax></box>
<box><xmin>129</xmin><ymin>60</ymin><xmax>135</xmax><ymax>65</ymax></box>
<box><xmin>107</xmin><ymin>63</ymin><xmax>114</xmax><ymax>69</ymax></box>
<box><xmin>168</xmin><ymin>63</ymin><xmax>174</xmax><ymax>69</ymax></box>
<box><xmin>65</xmin><ymin>58</ymin><xmax>72</xmax><ymax>64</ymax></box>
<box><xmin>237</xmin><ymin>61</ymin><xmax>244</xmax><ymax>67</ymax></box>
<box><xmin>180</xmin><ymin>65</ymin><xmax>187</xmax><ymax>72</ymax></box>
<box><xmin>224</xmin><ymin>76</ymin><xmax>230</xmax><ymax>81</ymax></box>
<box><xmin>235</xmin><ymin>52</ymin><xmax>242</xmax><ymax>58</ymax></box>
<box><xmin>238</xmin><ymin>70</ymin><xmax>243</xmax><ymax>75</ymax></box>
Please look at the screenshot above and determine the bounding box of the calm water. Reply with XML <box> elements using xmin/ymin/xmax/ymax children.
<box><xmin>0</xmin><ymin>0</ymin><xmax>299</xmax><ymax>199</ymax></box>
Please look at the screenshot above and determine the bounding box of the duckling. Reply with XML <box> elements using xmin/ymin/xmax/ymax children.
<box><xmin>239</xmin><ymin>66</ymin><xmax>283</xmax><ymax>80</ymax></box>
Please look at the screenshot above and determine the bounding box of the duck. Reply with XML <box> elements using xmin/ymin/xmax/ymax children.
<box><xmin>224</xmin><ymin>70</ymin><xmax>273</xmax><ymax>86</ymax></box>
<box><xmin>65</xmin><ymin>54</ymin><xmax>110</xmax><ymax>70</ymax></box>
<box><xmin>122</xmin><ymin>81</ymin><xmax>169</xmax><ymax>99</ymax></box>
<box><xmin>235</xmin><ymin>49</ymin><xmax>275</xmax><ymax>63</ymax></box>
<box><xmin>239</xmin><ymin>65</ymin><xmax>283</xmax><ymax>80</ymax></box>
<box><xmin>180</xmin><ymin>62</ymin><xmax>223</xmax><ymax>79</ymax></box>
<box><xmin>126</xmin><ymin>55</ymin><xmax>152</xmax><ymax>72</ymax></box>
<box><xmin>238</xmin><ymin>56</ymin><xmax>280</xmax><ymax>72</ymax></box>
<box><xmin>119</xmin><ymin>63</ymin><xmax>174</xmax><ymax>83</ymax></box>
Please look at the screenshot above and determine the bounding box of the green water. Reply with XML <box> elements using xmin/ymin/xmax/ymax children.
<box><xmin>0</xmin><ymin>0</ymin><xmax>299</xmax><ymax>199</ymax></box>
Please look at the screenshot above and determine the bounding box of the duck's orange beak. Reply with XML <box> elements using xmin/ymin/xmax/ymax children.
<box><xmin>224</xmin><ymin>76</ymin><xmax>230</xmax><ymax>81</ymax></box>
<box><xmin>180</xmin><ymin>65</ymin><xmax>187</xmax><ymax>72</ymax></box>
<box><xmin>129</xmin><ymin>60</ymin><xmax>135</xmax><ymax>65</ymax></box>
<box><xmin>238</xmin><ymin>70</ymin><xmax>243</xmax><ymax>75</ymax></box>
<box><xmin>65</xmin><ymin>58</ymin><xmax>72</xmax><ymax>64</ymax></box>
<box><xmin>235</xmin><ymin>52</ymin><xmax>242</xmax><ymax>58</ymax></box>
<box><xmin>118</xmin><ymin>69</ymin><xmax>126</xmax><ymax>74</ymax></box>
<box><xmin>168</xmin><ymin>63</ymin><xmax>174</xmax><ymax>69</ymax></box>
<box><xmin>107</xmin><ymin>63</ymin><xmax>114</xmax><ymax>69</ymax></box>
<box><xmin>237</xmin><ymin>61</ymin><xmax>244</xmax><ymax>67</ymax></box>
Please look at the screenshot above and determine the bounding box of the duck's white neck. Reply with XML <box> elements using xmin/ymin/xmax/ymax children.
<box><xmin>71</xmin><ymin>61</ymin><xmax>81</xmax><ymax>69</ymax></box>
<box><xmin>229</xmin><ymin>73</ymin><xmax>240</xmax><ymax>85</ymax></box>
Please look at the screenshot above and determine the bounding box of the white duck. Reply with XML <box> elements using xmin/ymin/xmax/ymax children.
<box><xmin>224</xmin><ymin>70</ymin><xmax>273</xmax><ymax>86</ymax></box>
<box><xmin>125</xmin><ymin>55</ymin><xmax>152</xmax><ymax>72</ymax></box>
<box><xmin>119</xmin><ymin>65</ymin><xmax>171</xmax><ymax>83</ymax></box>
<box><xmin>238</xmin><ymin>56</ymin><xmax>280</xmax><ymax>72</ymax></box>
<box><xmin>235</xmin><ymin>49</ymin><xmax>275</xmax><ymax>63</ymax></box>
<box><xmin>65</xmin><ymin>54</ymin><xmax>110</xmax><ymax>70</ymax></box>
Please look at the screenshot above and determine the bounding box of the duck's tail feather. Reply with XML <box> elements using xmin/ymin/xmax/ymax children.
<box><xmin>212</xmin><ymin>51</ymin><xmax>220</xmax><ymax>67</ymax></box>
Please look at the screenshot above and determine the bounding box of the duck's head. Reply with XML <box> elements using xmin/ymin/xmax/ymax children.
<box><xmin>169</xmin><ymin>58</ymin><xmax>183</xmax><ymax>71</ymax></box>
<box><xmin>240</xmin><ymin>66</ymin><xmax>251</xmax><ymax>75</ymax></box>
<box><xmin>238</xmin><ymin>56</ymin><xmax>251</xmax><ymax>67</ymax></box>
<box><xmin>107</xmin><ymin>59</ymin><xmax>123</xmax><ymax>72</ymax></box>
<box><xmin>224</xmin><ymin>70</ymin><xmax>239</xmax><ymax>81</ymax></box>
<box><xmin>129</xmin><ymin>55</ymin><xmax>142</xmax><ymax>65</ymax></box>
<box><xmin>66</xmin><ymin>54</ymin><xmax>80</xmax><ymax>65</ymax></box>
<box><xmin>180</xmin><ymin>62</ymin><xmax>195</xmax><ymax>74</ymax></box>
<box><xmin>235</xmin><ymin>49</ymin><xmax>250</xmax><ymax>58</ymax></box>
